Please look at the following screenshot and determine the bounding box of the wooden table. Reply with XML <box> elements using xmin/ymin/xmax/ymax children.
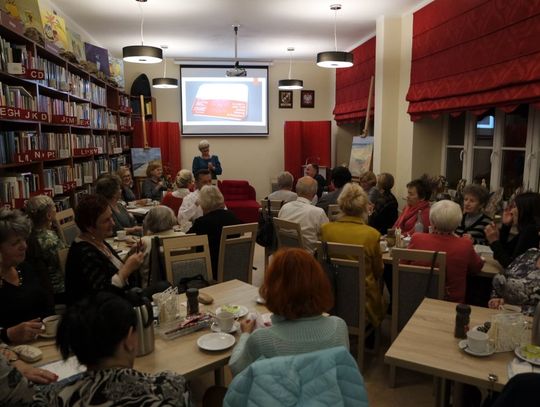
<box><xmin>36</xmin><ymin>280</ymin><xmax>267</xmax><ymax>381</ymax></box>
<box><xmin>382</xmin><ymin>251</ymin><xmax>502</xmax><ymax>278</ymax></box>
<box><xmin>384</xmin><ymin>298</ymin><xmax>516</xmax><ymax>392</ymax></box>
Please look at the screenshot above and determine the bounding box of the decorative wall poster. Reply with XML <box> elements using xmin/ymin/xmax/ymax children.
<box><xmin>348</xmin><ymin>136</ymin><xmax>374</xmax><ymax>177</ymax></box>
<box><xmin>39</xmin><ymin>5</ymin><xmax>69</xmax><ymax>50</ymax></box>
<box><xmin>0</xmin><ymin>0</ymin><xmax>42</xmax><ymax>32</ymax></box>
<box><xmin>108</xmin><ymin>55</ymin><xmax>124</xmax><ymax>89</ymax></box>
<box><xmin>84</xmin><ymin>42</ymin><xmax>110</xmax><ymax>76</ymax></box>
<box><xmin>131</xmin><ymin>148</ymin><xmax>162</xmax><ymax>177</ymax></box>
<box><xmin>68</xmin><ymin>28</ymin><xmax>85</xmax><ymax>62</ymax></box>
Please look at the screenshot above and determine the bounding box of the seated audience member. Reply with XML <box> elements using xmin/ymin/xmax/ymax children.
<box><xmin>0</xmin><ymin>208</ymin><xmax>52</xmax><ymax>345</ymax></box>
<box><xmin>188</xmin><ymin>186</ymin><xmax>241</xmax><ymax>280</ymax></box>
<box><xmin>369</xmin><ymin>172</ymin><xmax>398</xmax><ymax>235</ymax></box>
<box><xmin>277</xmin><ymin>176</ymin><xmax>329</xmax><ymax>254</ymax></box>
<box><xmin>116</xmin><ymin>166</ymin><xmax>137</xmax><ymax>203</ymax></box>
<box><xmin>305</xmin><ymin>163</ymin><xmax>326</xmax><ymax>199</ymax></box>
<box><xmin>25</xmin><ymin>195</ymin><xmax>67</xmax><ymax>306</ymax></box>
<box><xmin>140</xmin><ymin>206</ymin><xmax>178</xmax><ymax>288</ymax></box>
<box><xmin>33</xmin><ymin>292</ymin><xmax>188</xmax><ymax>406</ymax></box>
<box><xmin>488</xmin><ymin>248</ymin><xmax>540</xmax><ymax>315</ymax></box>
<box><xmin>455</xmin><ymin>184</ymin><xmax>491</xmax><ymax>245</ymax></box>
<box><xmin>228</xmin><ymin>248</ymin><xmax>349</xmax><ymax>376</ymax></box>
<box><xmin>408</xmin><ymin>200</ymin><xmax>484</xmax><ymax>303</ymax></box>
<box><xmin>177</xmin><ymin>169</ymin><xmax>213</xmax><ymax>231</ymax></box>
<box><xmin>141</xmin><ymin>161</ymin><xmax>168</xmax><ymax>202</ymax></box>
<box><xmin>321</xmin><ymin>183</ymin><xmax>386</xmax><ymax>327</ymax></box>
<box><xmin>65</xmin><ymin>195</ymin><xmax>144</xmax><ymax>305</ymax></box>
<box><xmin>171</xmin><ymin>169</ymin><xmax>194</xmax><ymax>199</ymax></box>
<box><xmin>95</xmin><ymin>175</ymin><xmax>142</xmax><ymax>236</ymax></box>
<box><xmin>491</xmin><ymin>372</ymin><xmax>540</xmax><ymax>407</ymax></box>
<box><xmin>192</xmin><ymin>139</ymin><xmax>222</xmax><ymax>179</ymax></box>
<box><xmin>485</xmin><ymin>192</ymin><xmax>540</xmax><ymax>268</ymax></box>
<box><xmin>267</xmin><ymin>171</ymin><xmax>297</xmax><ymax>203</ymax></box>
<box><xmin>359</xmin><ymin>171</ymin><xmax>379</xmax><ymax>203</ymax></box>
<box><xmin>393</xmin><ymin>177</ymin><xmax>431</xmax><ymax>235</ymax></box>
<box><xmin>316</xmin><ymin>166</ymin><xmax>352</xmax><ymax>214</ymax></box>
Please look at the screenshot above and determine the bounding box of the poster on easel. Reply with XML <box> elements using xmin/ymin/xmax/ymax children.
<box><xmin>131</xmin><ymin>148</ymin><xmax>162</xmax><ymax>177</ymax></box>
<box><xmin>348</xmin><ymin>136</ymin><xmax>374</xmax><ymax>178</ymax></box>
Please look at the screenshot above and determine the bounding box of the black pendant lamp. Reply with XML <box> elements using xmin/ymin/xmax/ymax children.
<box><xmin>153</xmin><ymin>47</ymin><xmax>178</xmax><ymax>89</ymax></box>
<box><xmin>123</xmin><ymin>0</ymin><xmax>162</xmax><ymax>64</ymax></box>
<box><xmin>278</xmin><ymin>47</ymin><xmax>303</xmax><ymax>90</ymax></box>
<box><xmin>317</xmin><ymin>4</ymin><xmax>353</xmax><ymax>68</ymax></box>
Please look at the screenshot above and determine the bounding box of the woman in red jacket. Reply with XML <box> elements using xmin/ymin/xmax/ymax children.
<box><xmin>393</xmin><ymin>177</ymin><xmax>431</xmax><ymax>235</ymax></box>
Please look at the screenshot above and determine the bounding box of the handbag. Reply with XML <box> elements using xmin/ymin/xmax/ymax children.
<box><xmin>256</xmin><ymin>201</ymin><xmax>278</xmax><ymax>249</ymax></box>
<box><xmin>177</xmin><ymin>274</ymin><xmax>210</xmax><ymax>294</ymax></box>
<box><xmin>424</xmin><ymin>251</ymin><xmax>440</xmax><ymax>298</ymax></box>
<box><xmin>320</xmin><ymin>241</ymin><xmax>338</xmax><ymax>315</ymax></box>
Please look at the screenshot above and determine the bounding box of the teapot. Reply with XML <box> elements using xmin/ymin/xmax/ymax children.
<box><xmin>126</xmin><ymin>287</ymin><xmax>155</xmax><ymax>356</ymax></box>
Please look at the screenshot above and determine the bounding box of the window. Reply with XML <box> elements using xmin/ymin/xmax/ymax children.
<box><xmin>442</xmin><ymin>106</ymin><xmax>540</xmax><ymax>199</ymax></box>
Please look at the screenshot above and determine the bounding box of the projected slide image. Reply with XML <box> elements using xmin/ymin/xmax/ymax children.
<box><xmin>191</xmin><ymin>84</ymin><xmax>248</xmax><ymax>121</ymax></box>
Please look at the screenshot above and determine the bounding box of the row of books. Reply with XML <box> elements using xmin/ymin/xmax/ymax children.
<box><xmin>90</xmin><ymin>83</ymin><xmax>106</xmax><ymax>106</ymax></box>
<box><xmin>36</xmin><ymin>57</ymin><xmax>70</xmax><ymax>92</ymax></box>
<box><xmin>0</xmin><ymin>81</ymin><xmax>36</xmax><ymax>110</ymax></box>
<box><xmin>119</xmin><ymin>116</ymin><xmax>132</xmax><ymax>128</ymax></box>
<box><xmin>0</xmin><ymin>173</ymin><xmax>39</xmax><ymax>203</ymax></box>
<box><xmin>0</xmin><ymin>37</ymin><xmax>28</xmax><ymax>73</ymax></box>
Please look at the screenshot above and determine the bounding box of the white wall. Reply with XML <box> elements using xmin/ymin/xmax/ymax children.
<box><xmin>124</xmin><ymin>60</ymin><xmax>335</xmax><ymax>199</ymax></box>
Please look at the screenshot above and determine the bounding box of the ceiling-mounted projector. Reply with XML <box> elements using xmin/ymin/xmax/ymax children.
<box><xmin>226</xmin><ymin>61</ymin><xmax>247</xmax><ymax>77</ymax></box>
<box><xmin>226</xmin><ymin>25</ymin><xmax>246</xmax><ymax>77</ymax></box>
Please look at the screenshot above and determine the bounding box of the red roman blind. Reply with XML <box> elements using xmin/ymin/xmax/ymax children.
<box><xmin>407</xmin><ymin>0</ymin><xmax>540</xmax><ymax>121</ymax></box>
<box><xmin>333</xmin><ymin>37</ymin><xmax>376</xmax><ymax>124</ymax></box>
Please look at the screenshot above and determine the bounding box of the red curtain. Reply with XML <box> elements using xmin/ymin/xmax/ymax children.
<box><xmin>284</xmin><ymin>121</ymin><xmax>331</xmax><ymax>180</ymax></box>
<box><xmin>132</xmin><ymin>121</ymin><xmax>181</xmax><ymax>178</ymax></box>
<box><xmin>407</xmin><ymin>0</ymin><xmax>540</xmax><ymax>121</ymax></box>
<box><xmin>333</xmin><ymin>37</ymin><xmax>376</xmax><ymax>124</ymax></box>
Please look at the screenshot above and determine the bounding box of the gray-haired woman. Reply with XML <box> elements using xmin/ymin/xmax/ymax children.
<box><xmin>192</xmin><ymin>140</ymin><xmax>222</xmax><ymax>179</ymax></box>
<box><xmin>0</xmin><ymin>208</ymin><xmax>53</xmax><ymax>345</ymax></box>
<box><xmin>25</xmin><ymin>195</ymin><xmax>67</xmax><ymax>306</ymax></box>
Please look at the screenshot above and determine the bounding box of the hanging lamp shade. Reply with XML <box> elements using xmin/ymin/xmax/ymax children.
<box><xmin>123</xmin><ymin>45</ymin><xmax>163</xmax><ymax>64</ymax></box>
<box><xmin>316</xmin><ymin>4</ymin><xmax>354</xmax><ymax>69</ymax></box>
<box><xmin>152</xmin><ymin>77</ymin><xmax>178</xmax><ymax>88</ymax></box>
<box><xmin>278</xmin><ymin>47</ymin><xmax>303</xmax><ymax>90</ymax></box>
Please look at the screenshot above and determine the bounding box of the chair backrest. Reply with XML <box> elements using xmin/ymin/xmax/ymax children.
<box><xmin>57</xmin><ymin>248</ymin><xmax>70</xmax><ymax>276</ymax></box>
<box><xmin>260</xmin><ymin>199</ymin><xmax>283</xmax><ymax>217</ymax></box>
<box><xmin>162</xmin><ymin>193</ymin><xmax>183</xmax><ymax>215</ymax></box>
<box><xmin>391</xmin><ymin>248</ymin><xmax>447</xmax><ymax>342</ymax></box>
<box><xmin>327</xmin><ymin>204</ymin><xmax>341</xmax><ymax>221</ymax></box>
<box><xmin>316</xmin><ymin>241</ymin><xmax>366</xmax><ymax>368</ymax></box>
<box><xmin>162</xmin><ymin>235</ymin><xmax>212</xmax><ymax>286</ymax></box>
<box><xmin>273</xmin><ymin>218</ymin><xmax>305</xmax><ymax>250</ymax></box>
<box><xmin>217</xmin><ymin>223</ymin><xmax>258</xmax><ymax>284</ymax></box>
<box><xmin>56</xmin><ymin>208</ymin><xmax>80</xmax><ymax>246</ymax></box>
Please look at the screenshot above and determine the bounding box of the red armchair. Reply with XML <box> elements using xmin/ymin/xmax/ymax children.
<box><xmin>218</xmin><ymin>180</ymin><xmax>261</xmax><ymax>223</ymax></box>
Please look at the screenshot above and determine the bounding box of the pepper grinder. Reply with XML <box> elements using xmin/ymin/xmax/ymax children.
<box><xmin>455</xmin><ymin>303</ymin><xmax>471</xmax><ymax>339</ymax></box>
<box><xmin>186</xmin><ymin>288</ymin><xmax>199</xmax><ymax>316</ymax></box>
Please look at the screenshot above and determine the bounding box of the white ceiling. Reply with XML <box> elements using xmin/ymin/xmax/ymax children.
<box><xmin>49</xmin><ymin>0</ymin><xmax>427</xmax><ymax>62</ymax></box>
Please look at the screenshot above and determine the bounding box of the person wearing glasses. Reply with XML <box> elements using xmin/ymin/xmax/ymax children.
<box><xmin>192</xmin><ymin>140</ymin><xmax>222</xmax><ymax>180</ymax></box>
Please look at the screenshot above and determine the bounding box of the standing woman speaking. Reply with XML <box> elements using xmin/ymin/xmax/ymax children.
<box><xmin>192</xmin><ymin>140</ymin><xmax>222</xmax><ymax>179</ymax></box>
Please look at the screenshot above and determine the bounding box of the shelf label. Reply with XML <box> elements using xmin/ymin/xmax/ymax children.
<box><xmin>13</xmin><ymin>198</ymin><xmax>27</xmax><ymax>209</ymax></box>
<box><xmin>62</xmin><ymin>181</ymin><xmax>77</xmax><ymax>193</ymax></box>
<box><xmin>112</xmin><ymin>147</ymin><xmax>123</xmax><ymax>154</ymax></box>
<box><xmin>14</xmin><ymin>150</ymin><xmax>57</xmax><ymax>163</ymax></box>
<box><xmin>0</xmin><ymin>106</ymin><xmax>48</xmax><ymax>122</ymax></box>
<box><xmin>73</xmin><ymin>147</ymin><xmax>98</xmax><ymax>156</ymax></box>
<box><xmin>52</xmin><ymin>115</ymin><xmax>77</xmax><ymax>125</ymax></box>
<box><xmin>83</xmin><ymin>176</ymin><xmax>93</xmax><ymax>184</ymax></box>
<box><xmin>21</xmin><ymin>68</ymin><xmax>45</xmax><ymax>80</ymax></box>
<box><xmin>78</xmin><ymin>118</ymin><xmax>90</xmax><ymax>127</ymax></box>
<box><xmin>119</xmin><ymin>106</ymin><xmax>132</xmax><ymax>113</ymax></box>
<box><xmin>34</xmin><ymin>189</ymin><xmax>53</xmax><ymax>197</ymax></box>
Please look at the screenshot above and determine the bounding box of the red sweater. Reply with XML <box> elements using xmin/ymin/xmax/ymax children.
<box><xmin>408</xmin><ymin>233</ymin><xmax>484</xmax><ymax>303</ymax></box>
<box><xmin>393</xmin><ymin>200</ymin><xmax>431</xmax><ymax>236</ymax></box>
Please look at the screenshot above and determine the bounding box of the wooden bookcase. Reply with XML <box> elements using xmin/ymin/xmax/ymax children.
<box><xmin>0</xmin><ymin>12</ymin><xmax>133</xmax><ymax>210</ymax></box>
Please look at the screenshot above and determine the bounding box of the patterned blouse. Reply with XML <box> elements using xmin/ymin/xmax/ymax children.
<box><xmin>0</xmin><ymin>354</ymin><xmax>34</xmax><ymax>406</ymax></box>
<box><xmin>33</xmin><ymin>367</ymin><xmax>188</xmax><ymax>406</ymax></box>
<box><xmin>27</xmin><ymin>228</ymin><xmax>67</xmax><ymax>294</ymax></box>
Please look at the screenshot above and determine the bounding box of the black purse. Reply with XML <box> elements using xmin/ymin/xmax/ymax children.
<box><xmin>256</xmin><ymin>201</ymin><xmax>278</xmax><ymax>249</ymax></box>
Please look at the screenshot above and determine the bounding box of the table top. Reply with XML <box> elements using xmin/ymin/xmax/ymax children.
<box><xmin>36</xmin><ymin>280</ymin><xmax>267</xmax><ymax>380</ymax></box>
<box><xmin>384</xmin><ymin>298</ymin><xmax>516</xmax><ymax>391</ymax></box>
<box><xmin>382</xmin><ymin>251</ymin><xmax>502</xmax><ymax>278</ymax></box>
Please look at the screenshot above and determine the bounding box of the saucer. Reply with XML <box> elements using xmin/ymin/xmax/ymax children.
<box><xmin>39</xmin><ymin>332</ymin><xmax>56</xmax><ymax>339</ymax></box>
<box><xmin>215</xmin><ymin>305</ymin><xmax>249</xmax><ymax>318</ymax></box>
<box><xmin>211</xmin><ymin>321</ymin><xmax>239</xmax><ymax>334</ymax></box>
<box><xmin>197</xmin><ymin>333</ymin><xmax>235</xmax><ymax>351</ymax></box>
<box><xmin>255</xmin><ymin>296</ymin><xmax>266</xmax><ymax>305</ymax></box>
<box><xmin>458</xmin><ymin>339</ymin><xmax>494</xmax><ymax>357</ymax></box>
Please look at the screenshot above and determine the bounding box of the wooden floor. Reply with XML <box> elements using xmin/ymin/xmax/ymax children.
<box><xmin>189</xmin><ymin>244</ymin><xmax>435</xmax><ymax>406</ymax></box>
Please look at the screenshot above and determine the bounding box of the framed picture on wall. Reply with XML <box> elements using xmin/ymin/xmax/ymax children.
<box><xmin>279</xmin><ymin>90</ymin><xmax>293</xmax><ymax>108</ymax></box>
<box><xmin>301</xmin><ymin>90</ymin><xmax>315</xmax><ymax>108</ymax></box>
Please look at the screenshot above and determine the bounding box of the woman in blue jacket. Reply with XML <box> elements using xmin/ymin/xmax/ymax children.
<box><xmin>192</xmin><ymin>140</ymin><xmax>222</xmax><ymax>179</ymax></box>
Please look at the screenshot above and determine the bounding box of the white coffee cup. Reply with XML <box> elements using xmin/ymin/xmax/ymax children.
<box><xmin>500</xmin><ymin>304</ymin><xmax>522</xmax><ymax>314</ymax></box>
<box><xmin>43</xmin><ymin>315</ymin><xmax>61</xmax><ymax>336</ymax></box>
<box><xmin>216</xmin><ymin>311</ymin><xmax>234</xmax><ymax>332</ymax></box>
<box><xmin>146</xmin><ymin>198</ymin><xmax>152</xmax><ymax>205</ymax></box>
<box><xmin>116</xmin><ymin>230</ymin><xmax>127</xmax><ymax>241</ymax></box>
<box><xmin>467</xmin><ymin>329</ymin><xmax>489</xmax><ymax>353</ymax></box>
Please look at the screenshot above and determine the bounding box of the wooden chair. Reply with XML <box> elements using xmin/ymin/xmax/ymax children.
<box><xmin>316</xmin><ymin>241</ymin><xmax>367</xmax><ymax>370</ymax></box>
<box><xmin>217</xmin><ymin>223</ymin><xmax>257</xmax><ymax>284</ymax></box>
<box><xmin>162</xmin><ymin>235</ymin><xmax>212</xmax><ymax>286</ymax></box>
<box><xmin>389</xmin><ymin>248</ymin><xmax>447</xmax><ymax>387</ymax></box>
<box><xmin>273</xmin><ymin>218</ymin><xmax>305</xmax><ymax>250</ymax></box>
<box><xmin>56</xmin><ymin>208</ymin><xmax>80</xmax><ymax>246</ymax></box>
<box><xmin>259</xmin><ymin>199</ymin><xmax>285</xmax><ymax>270</ymax></box>
<box><xmin>327</xmin><ymin>204</ymin><xmax>341</xmax><ymax>221</ymax></box>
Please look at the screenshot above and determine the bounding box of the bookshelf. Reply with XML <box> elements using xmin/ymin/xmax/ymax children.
<box><xmin>130</xmin><ymin>95</ymin><xmax>156</xmax><ymax>121</ymax></box>
<box><xmin>0</xmin><ymin>11</ymin><xmax>133</xmax><ymax>211</ymax></box>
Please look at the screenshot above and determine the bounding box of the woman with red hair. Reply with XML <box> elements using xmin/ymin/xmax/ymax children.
<box><xmin>228</xmin><ymin>248</ymin><xmax>349</xmax><ymax>376</ymax></box>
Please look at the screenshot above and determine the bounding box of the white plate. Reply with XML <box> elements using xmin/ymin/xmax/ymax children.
<box><xmin>458</xmin><ymin>339</ymin><xmax>494</xmax><ymax>357</ymax></box>
<box><xmin>39</xmin><ymin>332</ymin><xmax>56</xmax><ymax>339</ymax></box>
<box><xmin>215</xmin><ymin>305</ymin><xmax>248</xmax><ymax>318</ymax></box>
<box><xmin>514</xmin><ymin>346</ymin><xmax>540</xmax><ymax>366</ymax></box>
<box><xmin>197</xmin><ymin>333</ymin><xmax>236</xmax><ymax>351</ymax></box>
<box><xmin>211</xmin><ymin>321</ymin><xmax>240</xmax><ymax>333</ymax></box>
